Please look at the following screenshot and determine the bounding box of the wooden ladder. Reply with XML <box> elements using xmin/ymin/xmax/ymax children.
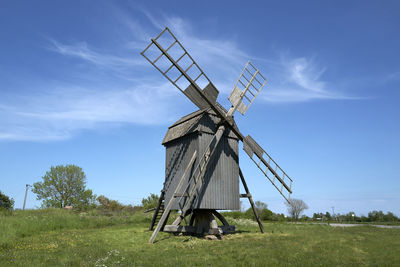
<box><xmin>149</xmin><ymin>190</ymin><xmax>166</xmax><ymax>231</ymax></box>
<box><xmin>149</xmin><ymin>150</ymin><xmax>198</xmax><ymax>243</ymax></box>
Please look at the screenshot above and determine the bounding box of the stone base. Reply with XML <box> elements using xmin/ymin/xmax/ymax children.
<box><xmin>162</xmin><ymin>209</ymin><xmax>235</xmax><ymax>235</ymax></box>
<box><xmin>205</xmin><ymin>234</ymin><xmax>223</xmax><ymax>240</ymax></box>
<box><xmin>163</xmin><ymin>224</ymin><xmax>235</xmax><ymax>234</ymax></box>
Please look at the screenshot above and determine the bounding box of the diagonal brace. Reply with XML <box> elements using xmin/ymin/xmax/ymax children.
<box><xmin>239</xmin><ymin>168</ymin><xmax>264</xmax><ymax>233</ymax></box>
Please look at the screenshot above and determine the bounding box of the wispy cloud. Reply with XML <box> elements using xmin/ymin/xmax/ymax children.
<box><xmin>0</xmin><ymin>83</ymin><xmax>182</xmax><ymax>141</ymax></box>
<box><xmin>121</xmin><ymin>11</ymin><xmax>353</xmax><ymax>101</ymax></box>
<box><xmin>48</xmin><ymin>39</ymin><xmax>145</xmax><ymax>69</ymax></box>
<box><xmin>384</xmin><ymin>71</ymin><xmax>400</xmax><ymax>83</ymax></box>
<box><xmin>111</xmin><ymin>9</ymin><xmax>251</xmax><ymax>93</ymax></box>
<box><xmin>0</xmin><ymin>9</ymin><xmax>357</xmax><ymax>141</ymax></box>
<box><xmin>261</xmin><ymin>56</ymin><xmax>355</xmax><ymax>102</ymax></box>
<box><xmin>155</xmin><ymin>16</ymin><xmax>251</xmax><ymax>93</ymax></box>
<box><xmin>49</xmin><ymin>10</ymin><xmax>351</xmax><ymax>101</ymax></box>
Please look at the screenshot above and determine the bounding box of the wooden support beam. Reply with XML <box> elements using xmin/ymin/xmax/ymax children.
<box><xmin>239</xmin><ymin>168</ymin><xmax>264</xmax><ymax>233</ymax></box>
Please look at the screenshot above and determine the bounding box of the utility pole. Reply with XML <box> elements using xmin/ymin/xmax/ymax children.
<box><xmin>23</xmin><ymin>184</ymin><xmax>30</xmax><ymax>210</ymax></box>
<box><xmin>331</xmin><ymin>206</ymin><xmax>335</xmax><ymax>221</ymax></box>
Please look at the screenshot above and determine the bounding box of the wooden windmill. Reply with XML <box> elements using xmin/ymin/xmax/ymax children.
<box><xmin>141</xmin><ymin>28</ymin><xmax>293</xmax><ymax>243</ymax></box>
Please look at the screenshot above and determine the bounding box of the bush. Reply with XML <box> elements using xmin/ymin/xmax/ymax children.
<box><xmin>222</xmin><ymin>207</ymin><xmax>282</xmax><ymax>222</ymax></box>
<box><xmin>244</xmin><ymin>207</ymin><xmax>274</xmax><ymax>221</ymax></box>
<box><xmin>0</xmin><ymin>191</ymin><xmax>14</xmax><ymax>210</ymax></box>
<box><xmin>95</xmin><ymin>195</ymin><xmax>143</xmax><ymax>215</ymax></box>
<box><xmin>273</xmin><ymin>213</ymin><xmax>288</xmax><ymax>222</ymax></box>
<box><xmin>141</xmin><ymin>193</ymin><xmax>159</xmax><ymax>209</ymax></box>
<box><xmin>220</xmin><ymin>211</ymin><xmax>248</xmax><ymax>219</ymax></box>
<box><xmin>97</xmin><ymin>195</ymin><xmax>125</xmax><ymax>212</ymax></box>
<box><xmin>383</xmin><ymin>212</ymin><xmax>398</xmax><ymax>222</ymax></box>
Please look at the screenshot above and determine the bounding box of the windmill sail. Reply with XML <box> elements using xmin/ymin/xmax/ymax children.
<box><xmin>141</xmin><ymin>28</ymin><xmax>221</xmax><ymax>111</ymax></box>
<box><xmin>243</xmin><ymin>135</ymin><xmax>293</xmax><ymax>202</ymax></box>
<box><xmin>229</xmin><ymin>61</ymin><xmax>267</xmax><ymax>115</ymax></box>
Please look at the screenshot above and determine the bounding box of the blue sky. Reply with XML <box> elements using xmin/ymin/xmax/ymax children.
<box><xmin>1</xmin><ymin>1</ymin><xmax>399</xmax><ymax>216</ymax></box>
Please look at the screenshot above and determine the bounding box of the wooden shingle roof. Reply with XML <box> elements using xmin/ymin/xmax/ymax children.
<box><xmin>162</xmin><ymin>108</ymin><xmax>238</xmax><ymax>145</ymax></box>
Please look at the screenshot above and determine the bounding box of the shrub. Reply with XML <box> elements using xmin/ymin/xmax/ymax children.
<box><xmin>0</xmin><ymin>191</ymin><xmax>14</xmax><ymax>210</ymax></box>
<box><xmin>244</xmin><ymin>207</ymin><xmax>274</xmax><ymax>221</ymax></box>
<box><xmin>141</xmin><ymin>193</ymin><xmax>159</xmax><ymax>209</ymax></box>
<box><xmin>97</xmin><ymin>195</ymin><xmax>125</xmax><ymax>212</ymax></box>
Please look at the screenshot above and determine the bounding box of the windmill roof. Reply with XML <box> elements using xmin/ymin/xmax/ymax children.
<box><xmin>162</xmin><ymin>107</ymin><xmax>238</xmax><ymax>145</ymax></box>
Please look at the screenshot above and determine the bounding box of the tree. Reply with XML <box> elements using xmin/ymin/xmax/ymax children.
<box><xmin>254</xmin><ymin>201</ymin><xmax>267</xmax><ymax>213</ymax></box>
<box><xmin>32</xmin><ymin>165</ymin><xmax>96</xmax><ymax>208</ymax></box>
<box><xmin>0</xmin><ymin>191</ymin><xmax>14</xmax><ymax>210</ymax></box>
<box><xmin>285</xmin><ymin>198</ymin><xmax>308</xmax><ymax>220</ymax></box>
<box><xmin>239</xmin><ymin>200</ymin><xmax>245</xmax><ymax>212</ymax></box>
<box><xmin>383</xmin><ymin>212</ymin><xmax>398</xmax><ymax>222</ymax></box>
<box><xmin>368</xmin><ymin>210</ymin><xmax>384</xmax><ymax>222</ymax></box>
<box><xmin>325</xmin><ymin>212</ymin><xmax>332</xmax><ymax>220</ymax></box>
<box><xmin>254</xmin><ymin>201</ymin><xmax>273</xmax><ymax>220</ymax></box>
<box><xmin>343</xmin><ymin>212</ymin><xmax>357</xmax><ymax>221</ymax></box>
<box><xmin>141</xmin><ymin>193</ymin><xmax>159</xmax><ymax>209</ymax></box>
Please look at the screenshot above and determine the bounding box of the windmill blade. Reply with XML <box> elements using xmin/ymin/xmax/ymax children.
<box><xmin>228</xmin><ymin>61</ymin><xmax>267</xmax><ymax>115</ymax></box>
<box><xmin>243</xmin><ymin>135</ymin><xmax>293</xmax><ymax>203</ymax></box>
<box><xmin>141</xmin><ymin>27</ymin><xmax>248</xmax><ymax>142</ymax></box>
<box><xmin>141</xmin><ymin>28</ymin><xmax>223</xmax><ymax>113</ymax></box>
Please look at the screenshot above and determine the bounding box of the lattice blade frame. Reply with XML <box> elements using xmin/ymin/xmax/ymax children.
<box><xmin>243</xmin><ymin>135</ymin><xmax>293</xmax><ymax>203</ymax></box>
<box><xmin>229</xmin><ymin>61</ymin><xmax>267</xmax><ymax>115</ymax></box>
<box><xmin>141</xmin><ymin>28</ymin><xmax>217</xmax><ymax>103</ymax></box>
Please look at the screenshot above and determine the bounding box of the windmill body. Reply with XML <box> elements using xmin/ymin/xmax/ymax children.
<box><xmin>163</xmin><ymin>109</ymin><xmax>239</xmax><ymax>211</ymax></box>
<box><xmin>141</xmin><ymin>28</ymin><xmax>294</xmax><ymax>243</ymax></box>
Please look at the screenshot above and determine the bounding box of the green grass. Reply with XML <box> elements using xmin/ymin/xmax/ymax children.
<box><xmin>1</xmin><ymin>210</ymin><xmax>400</xmax><ymax>266</ymax></box>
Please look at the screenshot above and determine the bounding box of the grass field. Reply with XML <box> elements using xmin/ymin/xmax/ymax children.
<box><xmin>1</xmin><ymin>209</ymin><xmax>400</xmax><ymax>266</ymax></box>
